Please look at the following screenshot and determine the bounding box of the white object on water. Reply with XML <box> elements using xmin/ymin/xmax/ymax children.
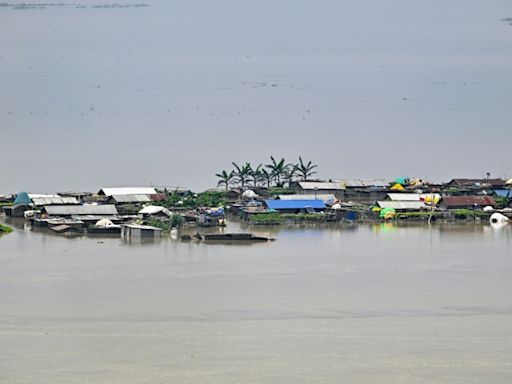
<box><xmin>24</xmin><ymin>210</ymin><xmax>40</xmax><ymax>219</ymax></box>
<box><xmin>489</xmin><ymin>212</ymin><xmax>510</xmax><ymax>225</ymax></box>
<box><xmin>242</xmin><ymin>190</ymin><xmax>258</xmax><ymax>199</ymax></box>
<box><xmin>95</xmin><ymin>218</ymin><xmax>116</xmax><ymax>228</ymax></box>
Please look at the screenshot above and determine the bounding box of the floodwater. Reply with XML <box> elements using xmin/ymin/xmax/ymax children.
<box><xmin>1</xmin><ymin>217</ymin><xmax>511</xmax><ymax>383</ymax></box>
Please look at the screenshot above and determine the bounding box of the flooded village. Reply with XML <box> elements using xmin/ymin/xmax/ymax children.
<box><xmin>2</xmin><ymin>158</ymin><xmax>512</xmax><ymax>239</ymax></box>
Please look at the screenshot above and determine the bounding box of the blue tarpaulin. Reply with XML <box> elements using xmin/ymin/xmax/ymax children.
<box><xmin>264</xmin><ymin>199</ymin><xmax>326</xmax><ymax>210</ymax></box>
<box><xmin>13</xmin><ymin>192</ymin><xmax>31</xmax><ymax>205</ymax></box>
<box><xmin>493</xmin><ymin>189</ymin><xmax>511</xmax><ymax>198</ymax></box>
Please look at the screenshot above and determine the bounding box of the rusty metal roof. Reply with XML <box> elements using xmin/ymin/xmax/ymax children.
<box><xmin>440</xmin><ymin>196</ymin><xmax>496</xmax><ymax>207</ymax></box>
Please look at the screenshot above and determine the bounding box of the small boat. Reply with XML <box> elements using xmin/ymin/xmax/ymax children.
<box><xmin>201</xmin><ymin>233</ymin><xmax>274</xmax><ymax>242</ymax></box>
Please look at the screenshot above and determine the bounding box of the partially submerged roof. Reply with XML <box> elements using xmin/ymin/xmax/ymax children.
<box><xmin>43</xmin><ymin>204</ymin><xmax>118</xmax><ymax>216</ymax></box>
<box><xmin>110</xmin><ymin>194</ymin><xmax>152</xmax><ymax>203</ymax></box>
<box><xmin>377</xmin><ymin>201</ymin><xmax>426</xmax><ymax>210</ymax></box>
<box><xmin>297</xmin><ymin>181</ymin><xmax>345</xmax><ymax>190</ymax></box>
<box><xmin>265</xmin><ymin>199</ymin><xmax>326</xmax><ymax>210</ymax></box>
<box><xmin>98</xmin><ymin>187</ymin><xmax>157</xmax><ymax>196</ymax></box>
<box><xmin>122</xmin><ymin>224</ymin><xmax>162</xmax><ymax>231</ymax></box>
<box><xmin>440</xmin><ymin>196</ymin><xmax>497</xmax><ymax>207</ymax></box>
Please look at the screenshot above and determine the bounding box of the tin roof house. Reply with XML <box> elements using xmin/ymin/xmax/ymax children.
<box><xmin>438</xmin><ymin>196</ymin><xmax>496</xmax><ymax>210</ymax></box>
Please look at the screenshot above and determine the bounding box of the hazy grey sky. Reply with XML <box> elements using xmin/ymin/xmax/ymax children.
<box><xmin>1</xmin><ymin>0</ymin><xmax>512</xmax><ymax>193</ymax></box>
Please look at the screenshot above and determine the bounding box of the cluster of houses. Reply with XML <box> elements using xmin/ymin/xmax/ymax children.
<box><xmin>2</xmin><ymin>177</ymin><xmax>512</xmax><ymax>234</ymax></box>
<box><xmin>1</xmin><ymin>187</ymin><xmax>178</xmax><ymax>237</ymax></box>
<box><xmin>228</xmin><ymin>177</ymin><xmax>512</xmax><ymax>222</ymax></box>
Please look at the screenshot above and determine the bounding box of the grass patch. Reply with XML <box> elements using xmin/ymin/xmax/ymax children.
<box><xmin>452</xmin><ymin>209</ymin><xmax>488</xmax><ymax>219</ymax></box>
<box><xmin>282</xmin><ymin>213</ymin><xmax>326</xmax><ymax>222</ymax></box>
<box><xmin>0</xmin><ymin>223</ymin><xmax>13</xmax><ymax>234</ymax></box>
<box><xmin>249</xmin><ymin>213</ymin><xmax>283</xmax><ymax>224</ymax></box>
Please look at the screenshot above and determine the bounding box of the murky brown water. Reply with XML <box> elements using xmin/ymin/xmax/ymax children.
<box><xmin>1</xmin><ymin>217</ymin><xmax>511</xmax><ymax>383</ymax></box>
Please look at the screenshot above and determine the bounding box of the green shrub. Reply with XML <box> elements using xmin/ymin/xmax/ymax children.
<box><xmin>170</xmin><ymin>214</ymin><xmax>184</xmax><ymax>228</ymax></box>
<box><xmin>145</xmin><ymin>214</ymin><xmax>184</xmax><ymax>231</ymax></box>
<box><xmin>154</xmin><ymin>191</ymin><xmax>225</xmax><ymax>209</ymax></box>
<box><xmin>0</xmin><ymin>224</ymin><xmax>13</xmax><ymax>234</ymax></box>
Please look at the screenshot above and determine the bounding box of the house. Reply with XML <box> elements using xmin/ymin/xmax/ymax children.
<box><xmin>108</xmin><ymin>194</ymin><xmax>152</xmax><ymax>205</ymax></box>
<box><xmin>121</xmin><ymin>224</ymin><xmax>161</xmax><ymax>239</ymax></box>
<box><xmin>277</xmin><ymin>194</ymin><xmax>336</xmax><ymax>205</ymax></box>
<box><xmin>377</xmin><ymin>201</ymin><xmax>426</xmax><ymax>211</ymax></box>
<box><xmin>138</xmin><ymin>205</ymin><xmax>172</xmax><ymax>220</ymax></box>
<box><xmin>445</xmin><ymin>179</ymin><xmax>505</xmax><ymax>189</ymax></box>
<box><xmin>3</xmin><ymin>192</ymin><xmax>32</xmax><ymax>217</ymax></box>
<box><xmin>264</xmin><ymin>199</ymin><xmax>326</xmax><ymax>214</ymax></box>
<box><xmin>337</xmin><ymin>179</ymin><xmax>389</xmax><ymax>203</ymax></box>
<box><xmin>0</xmin><ymin>194</ymin><xmax>14</xmax><ymax>203</ymax></box>
<box><xmin>438</xmin><ymin>196</ymin><xmax>496</xmax><ymax>210</ymax></box>
<box><xmin>337</xmin><ymin>179</ymin><xmax>389</xmax><ymax>189</ymax></box>
<box><xmin>31</xmin><ymin>196</ymin><xmax>80</xmax><ymax>206</ymax></box>
<box><xmin>42</xmin><ymin>204</ymin><xmax>118</xmax><ymax>218</ymax></box>
<box><xmin>289</xmin><ymin>181</ymin><xmax>346</xmax><ymax>199</ymax></box>
<box><xmin>3</xmin><ymin>205</ymin><xmax>29</xmax><ymax>217</ymax></box>
<box><xmin>385</xmin><ymin>193</ymin><xmax>441</xmax><ymax>202</ymax></box>
<box><xmin>97</xmin><ymin>187</ymin><xmax>157</xmax><ymax>196</ymax></box>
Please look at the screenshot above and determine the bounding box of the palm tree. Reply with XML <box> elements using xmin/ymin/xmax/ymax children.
<box><xmin>265</xmin><ymin>156</ymin><xmax>288</xmax><ymax>187</ymax></box>
<box><xmin>283</xmin><ymin>164</ymin><xmax>298</xmax><ymax>187</ymax></box>
<box><xmin>260</xmin><ymin>169</ymin><xmax>273</xmax><ymax>189</ymax></box>
<box><xmin>296</xmin><ymin>156</ymin><xmax>318</xmax><ymax>181</ymax></box>
<box><xmin>215</xmin><ymin>170</ymin><xmax>235</xmax><ymax>195</ymax></box>
<box><xmin>232</xmin><ymin>162</ymin><xmax>252</xmax><ymax>189</ymax></box>
<box><xmin>249</xmin><ymin>164</ymin><xmax>263</xmax><ymax>187</ymax></box>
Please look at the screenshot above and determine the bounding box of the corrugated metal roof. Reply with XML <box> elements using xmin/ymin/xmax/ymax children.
<box><xmin>122</xmin><ymin>224</ymin><xmax>162</xmax><ymax>231</ymax></box>
<box><xmin>111</xmin><ymin>194</ymin><xmax>152</xmax><ymax>203</ymax></box>
<box><xmin>336</xmin><ymin>179</ymin><xmax>389</xmax><ymax>188</ymax></box>
<box><xmin>149</xmin><ymin>193</ymin><xmax>167</xmax><ymax>201</ymax></box>
<box><xmin>99</xmin><ymin>187</ymin><xmax>157</xmax><ymax>196</ymax></box>
<box><xmin>377</xmin><ymin>201</ymin><xmax>426</xmax><ymax>210</ymax></box>
<box><xmin>278</xmin><ymin>194</ymin><xmax>336</xmax><ymax>203</ymax></box>
<box><xmin>32</xmin><ymin>197</ymin><xmax>79</xmax><ymax>206</ymax></box>
<box><xmin>447</xmin><ymin>179</ymin><xmax>505</xmax><ymax>187</ymax></box>
<box><xmin>44</xmin><ymin>205</ymin><xmax>118</xmax><ymax>216</ymax></box>
<box><xmin>27</xmin><ymin>194</ymin><xmax>61</xmax><ymax>199</ymax></box>
<box><xmin>265</xmin><ymin>199</ymin><xmax>326</xmax><ymax>210</ymax></box>
<box><xmin>298</xmin><ymin>182</ymin><xmax>346</xmax><ymax>190</ymax></box>
<box><xmin>440</xmin><ymin>196</ymin><xmax>496</xmax><ymax>207</ymax></box>
<box><xmin>387</xmin><ymin>193</ymin><xmax>441</xmax><ymax>201</ymax></box>
<box><xmin>71</xmin><ymin>215</ymin><xmax>119</xmax><ymax>221</ymax></box>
